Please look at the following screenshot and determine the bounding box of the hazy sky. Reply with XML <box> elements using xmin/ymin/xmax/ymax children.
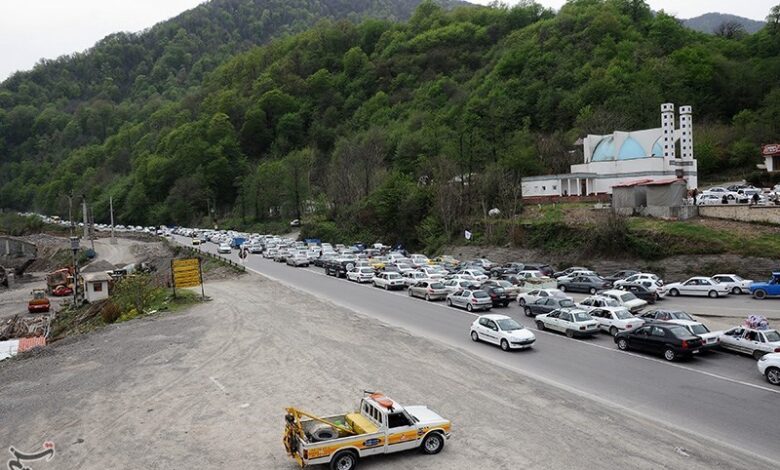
<box><xmin>0</xmin><ymin>0</ymin><xmax>776</xmax><ymax>81</ymax></box>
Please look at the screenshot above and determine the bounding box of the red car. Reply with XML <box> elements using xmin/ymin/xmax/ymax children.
<box><xmin>52</xmin><ymin>285</ymin><xmax>73</xmax><ymax>296</ymax></box>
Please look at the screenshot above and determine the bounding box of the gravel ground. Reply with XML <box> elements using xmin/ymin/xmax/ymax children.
<box><xmin>0</xmin><ymin>274</ymin><xmax>769</xmax><ymax>470</ymax></box>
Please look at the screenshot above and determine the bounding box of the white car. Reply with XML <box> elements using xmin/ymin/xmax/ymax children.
<box><xmin>470</xmin><ymin>314</ymin><xmax>536</xmax><ymax>351</ymax></box>
<box><xmin>402</xmin><ymin>271</ymin><xmax>431</xmax><ymax>287</ymax></box>
<box><xmin>417</xmin><ymin>266</ymin><xmax>445</xmax><ymax>279</ymax></box>
<box><xmin>613</xmin><ymin>273</ymin><xmax>662</xmax><ymax>288</ymax></box>
<box><xmin>517</xmin><ymin>270</ymin><xmax>546</xmax><ymax>279</ymax></box>
<box><xmin>588</xmin><ymin>307</ymin><xmax>644</xmax><ymax>336</ymax></box>
<box><xmin>441</xmin><ymin>279</ymin><xmax>479</xmax><ymax>294</ymax></box>
<box><xmin>576</xmin><ymin>295</ymin><xmax>620</xmax><ymax>312</ymax></box>
<box><xmin>670</xmin><ymin>321</ymin><xmax>722</xmax><ymax>350</ymax></box>
<box><xmin>517</xmin><ymin>288</ymin><xmax>572</xmax><ymax>306</ymax></box>
<box><xmin>372</xmin><ymin>272</ymin><xmax>405</xmax><ymax>290</ymax></box>
<box><xmin>598</xmin><ymin>289</ymin><xmax>648</xmax><ymax>313</ymax></box>
<box><xmin>448</xmin><ymin>273</ymin><xmax>476</xmax><ymax>282</ymax></box>
<box><xmin>459</xmin><ymin>269</ymin><xmax>489</xmax><ymax>282</ymax></box>
<box><xmin>535</xmin><ymin>308</ymin><xmax>600</xmax><ymax>338</ymax></box>
<box><xmin>665</xmin><ymin>277</ymin><xmax>731</xmax><ymax>298</ymax></box>
<box><xmin>720</xmin><ymin>327</ymin><xmax>780</xmax><ymax>359</ymax></box>
<box><xmin>347</xmin><ymin>267</ymin><xmax>375</xmax><ymax>283</ymax></box>
<box><xmin>696</xmin><ymin>194</ymin><xmax>723</xmax><ymax>205</ymax></box>
<box><xmin>409</xmin><ymin>254</ymin><xmax>431</xmax><ymax>267</ymax></box>
<box><xmin>711</xmin><ymin>274</ymin><xmax>753</xmax><ymax>295</ymax></box>
<box><xmin>757</xmin><ymin>353</ymin><xmax>780</xmax><ymax>385</ymax></box>
<box><xmin>556</xmin><ymin>270</ymin><xmax>598</xmax><ymax>282</ymax></box>
<box><xmin>217</xmin><ymin>243</ymin><xmax>231</xmax><ymax>254</ymax></box>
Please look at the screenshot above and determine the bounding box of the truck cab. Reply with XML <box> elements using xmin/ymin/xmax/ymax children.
<box><xmin>284</xmin><ymin>393</ymin><xmax>450</xmax><ymax>470</ymax></box>
<box><xmin>750</xmin><ymin>272</ymin><xmax>780</xmax><ymax>299</ymax></box>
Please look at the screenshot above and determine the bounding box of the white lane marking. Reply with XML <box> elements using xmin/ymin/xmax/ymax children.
<box><xmin>530</xmin><ymin>328</ymin><xmax>780</xmax><ymax>395</ymax></box>
<box><xmin>176</xmin><ymin>238</ymin><xmax>776</xmax><ymax>394</ymax></box>
<box><xmin>209</xmin><ymin>377</ymin><xmax>228</xmax><ymax>394</ymax></box>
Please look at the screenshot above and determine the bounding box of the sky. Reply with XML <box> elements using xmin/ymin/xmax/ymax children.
<box><xmin>0</xmin><ymin>0</ymin><xmax>776</xmax><ymax>81</ymax></box>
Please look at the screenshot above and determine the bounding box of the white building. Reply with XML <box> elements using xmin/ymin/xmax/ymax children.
<box><xmin>522</xmin><ymin>104</ymin><xmax>698</xmax><ymax>198</ymax></box>
<box><xmin>83</xmin><ymin>272</ymin><xmax>111</xmax><ymax>303</ymax></box>
<box><xmin>762</xmin><ymin>144</ymin><xmax>780</xmax><ymax>172</ymax></box>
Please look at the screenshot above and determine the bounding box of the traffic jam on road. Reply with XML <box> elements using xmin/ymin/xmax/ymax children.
<box><xmin>170</xmin><ymin>228</ymin><xmax>780</xmax><ymax>387</ymax></box>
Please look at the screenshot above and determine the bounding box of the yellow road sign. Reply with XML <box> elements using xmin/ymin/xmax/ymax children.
<box><xmin>172</xmin><ymin>258</ymin><xmax>201</xmax><ymax>288</ymax></box>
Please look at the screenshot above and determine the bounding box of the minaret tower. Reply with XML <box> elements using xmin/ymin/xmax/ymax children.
<box><xmin>679</xmin><ymin>105</ymin><xmax>693</xmax><ymax>160</ymax></box>
<box><xmin>661</xmin><ymin>103</ymin><xmax>676</xmax><ymax>159</ymax></box>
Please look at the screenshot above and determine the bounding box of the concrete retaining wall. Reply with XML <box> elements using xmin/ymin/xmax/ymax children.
<box><xmin>698</xmin><ymin>205</ymin><xmax>780</xmax><ymax>225</ymax></box>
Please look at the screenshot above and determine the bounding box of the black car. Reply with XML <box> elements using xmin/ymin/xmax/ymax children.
<box><xmin>490</xmin><ymin>262</ymin><xmax>526</xmax><ymax>278</ymax></box>
<box><xmin>603</xmin><ymin>270</ymin><xmax>639</xmax><ymax>284</ymax></box>
<box><xmin>557</xmin><ymin>275</ymin><xmax>611</xmax><ymax>294</ymax></box>
<box><xmin>523</xmin><ymin>297</ymin><xmax>577</xmax><ymax>317</ymax></box>
<box><xmin>614</xmin><ymin>324</ymin><xmax>703</xmax><ymax>361</ymax></box>
<box><xmin>618</xmin><ymin>282</ymin><xmax>659</xmax><ymax>303</ymax></box>
<box><xmin>482</xmin><ymin>286</ymin><xmax>511</xmax><ymax>307</ymax></box>
<box><xmin>323</xmin><ymin>259</ymin><xmax>355</xmax><ymax>278</ymax></box>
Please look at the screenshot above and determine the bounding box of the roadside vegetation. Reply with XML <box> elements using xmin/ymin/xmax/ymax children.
<box><xmin>0</xmin><ymin>212</ymin><xmax>66</xmax><ymax>236</ymax></box>
<box><xmin>3</xmin><ymin>1</ymin><xmax>780</xmax><ymax>252</ymax></box>
<box><xmin>51</xmin><ymin>274</ymin><xmax>201</xmax><ymax>340</ymax></box>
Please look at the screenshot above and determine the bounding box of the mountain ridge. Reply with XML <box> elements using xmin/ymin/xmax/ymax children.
<box><xmin>683</xmin><ymin>12</ymin><xmax>766</xmax><ymax>35</ymax></box>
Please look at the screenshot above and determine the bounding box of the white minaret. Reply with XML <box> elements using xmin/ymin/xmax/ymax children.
<box><xmin>679</xmin><ymin>105</ymin><xmax>693</xmax><ymax>160</ymax></box>
<box><xmin>661</xmin><ymin>103</ymin><xmax>676</xmax><ymax>159</ymax></box>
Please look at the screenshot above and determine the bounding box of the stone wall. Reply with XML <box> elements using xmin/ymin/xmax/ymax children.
<box><xmin>698</xmin><ymin>205</ymin><xmax>780</xmax><ymax>225</ymax></box>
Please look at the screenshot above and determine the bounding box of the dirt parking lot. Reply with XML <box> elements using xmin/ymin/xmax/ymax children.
<box><xmin>0</xmin><ymin>274</ymin><xmax>767</xmax><ymax>469</ymax></box>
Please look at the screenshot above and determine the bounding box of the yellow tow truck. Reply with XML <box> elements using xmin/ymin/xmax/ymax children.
<box><xmin>284</xmin><ymin>392</ymin><xmax>451</xmax><ymax>470</ymax></box>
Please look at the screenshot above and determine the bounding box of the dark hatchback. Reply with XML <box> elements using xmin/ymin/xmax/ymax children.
<box><xmin>614</xmin><ymin>324</ymin><xmax>703</xmax><ymax>361</ymax></box>
<box><xmin>523</xmin><ymin>297</ymin><xmax>577</xmax><ymax>317</ymax></box>
<box><xmin>482</xmin><ymin>286</ymin><xmax>511</xmax><ymax>307</ymax></box>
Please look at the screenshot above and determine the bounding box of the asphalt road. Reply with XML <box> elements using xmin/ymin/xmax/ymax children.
<box><xmin>176</xmin><ymin>236</ymin><xmax>780</xmax><ymax>464</ymax></box>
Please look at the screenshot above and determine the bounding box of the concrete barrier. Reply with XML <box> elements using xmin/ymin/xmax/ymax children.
<box><xmin>698</xmin><ymin>205</ymin><xmax>780</xmax><ymax>225</ymax></box>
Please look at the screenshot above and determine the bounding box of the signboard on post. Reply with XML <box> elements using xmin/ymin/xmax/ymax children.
<box><xmin>171</xmin><ymin>258</ymin><xmax>205</xmax><ymax>298</ymax></box>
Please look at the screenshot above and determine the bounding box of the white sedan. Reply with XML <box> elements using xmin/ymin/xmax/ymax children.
<box><xmin>758</xmin><ymin>353</ymin><xmax>780</xmax><ymax>385</ymax></box>
<box><xmin>665</xmin><ymin>277</ymin><xmax>731</xmax><ymax>298</ymax></box>
<box><xmin>598</xmin><ymin>289</ymin><xmax>648</xmax><ymax>313</ymax></box>
<box><xmin>711</xmin><ymin>274</ymin><xmax>753</xmax><ymax>295</ymax></box>
<box><xmin>347</xmin><ymin>267</ymin><xmax>375</xmax><ymax>283</ymax></box>
<box><xmin>613</xmin><ymin>273</ymin><xmax>662</xmax><ymax>288</ymax></box>
<box><xmin>535</xmin><ymin>309</ymin><xmax>600</xmax><ymax>338</ymax></box>
<box><xmin>587</xmin><ymin>308</ymin><xmax>644</xmax><ymax>336</ymax></box>
<box><xmin>217</xmin><ymin>243</ymin><xmax>231</xmax><ymax>254</ymax></box>
<box><xmin>470</xmin><ymin>314</ymin><xmax>536</xmax><ymax>351</ymax></box>
<box><xmin>517</xmin><ymin>288</ymin><xmax>572</xmax><ymax>306</ymax></box>
<box><xmin>372</xmin><ymin>272</ymin><xmax>405</xmax><ymax>290</ymax></box>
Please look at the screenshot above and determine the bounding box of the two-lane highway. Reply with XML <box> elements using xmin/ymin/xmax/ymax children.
<box><xmin>176</xmin><ymin>236</ymin><xmax>780</xmax><ymax>463</ymax></box>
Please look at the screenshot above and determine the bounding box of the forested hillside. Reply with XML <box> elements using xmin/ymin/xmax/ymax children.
<box><xmin>2</xmin><ymin>0</ymin><xmax>780</xmax><ymax>249</ymax></box>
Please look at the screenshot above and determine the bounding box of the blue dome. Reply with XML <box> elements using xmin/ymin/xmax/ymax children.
<box><xmin>618</xmin><ymin>137</ymin><xmax>647</xmax><ymax>160</ymax></box>
<box><xmin>592</xmin><ymin>138</ymin><xmax>615</xmax><ymax>161</ymax></box>
<box><xmin>651</xmin><ymin>138</ymin><xmax>664</xmax><ymax>157</ymax></box>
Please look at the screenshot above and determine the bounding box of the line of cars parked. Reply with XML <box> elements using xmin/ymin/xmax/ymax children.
<box><xmin>170</xmin><ymin>227</ymin><xmax>780</xmax><ymax>385</ymax></box>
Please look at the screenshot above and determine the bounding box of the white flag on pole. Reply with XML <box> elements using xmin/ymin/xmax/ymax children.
<box><xmin>464</xmin><ymin>230</ymin><xmax>472</xmax><ymax>240</ymax></box>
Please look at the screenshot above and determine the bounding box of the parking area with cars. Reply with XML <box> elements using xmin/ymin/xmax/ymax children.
<box><xmin>169</xmin><ymin>230</ymin><xmax>780</xmax><ymax>462</ymax></box>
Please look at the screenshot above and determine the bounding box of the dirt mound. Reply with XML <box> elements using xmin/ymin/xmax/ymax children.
<box><xmin>82</xmin><ymin>259</ymin><xmax>116</xmax><ymax>273</ymax></box>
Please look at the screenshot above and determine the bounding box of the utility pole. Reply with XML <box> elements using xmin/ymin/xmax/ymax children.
<box><xmin>82</xmin><ymin>195</ymin><xmax>88</xmax><ymax>240</ymax></box>
<box><xmin>70</xmin><ymin>236</ymin><xmax>80</xmax><ymax>306</ymax></box>
<box><xmin>109</xmin><ymin>195</ymin><xmax>117</xmax><ymax>245</ymax></box>
<box><xmin>67</xmin><ymin>193</ymin><xmax>74</xmax><ymax>237</ymax></box>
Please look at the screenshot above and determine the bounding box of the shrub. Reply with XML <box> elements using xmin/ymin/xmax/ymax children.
<box><xmin>100</xmin><ymin>302</ymin><xmax>122</xmax><ymax>324</ymax></box>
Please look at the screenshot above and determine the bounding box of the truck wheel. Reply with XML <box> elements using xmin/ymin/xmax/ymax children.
<box><xmin>754</xmin><ymin>289</ymin><xmax>767</xmax><ymax>300</ymax></box>
<box><xmin>421</xmin><ymin>432</ymin><xmax>444</xmax><ymax>455</ymax></box>
<box><xmin>330</xmin><ymin>450</ymin><xmax>358</xmax><ymax>470</ymax></box>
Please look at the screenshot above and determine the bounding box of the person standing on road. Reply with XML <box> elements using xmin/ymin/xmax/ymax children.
<box><xmin>752</xmin><ymin>193</ymin><xmax>760</xmax><ymax>205</ymax></box>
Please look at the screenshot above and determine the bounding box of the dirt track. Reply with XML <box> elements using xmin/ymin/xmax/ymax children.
<box><xmin>0</xmin><ymin>274</ymin><xmax>769</xmax><ymax>469</ymax></box>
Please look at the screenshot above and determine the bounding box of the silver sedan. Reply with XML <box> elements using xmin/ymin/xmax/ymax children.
<box><xmin>446</xmin><ymin>289</ymin><xmax>493</xmax><ymax>312</ymax></box>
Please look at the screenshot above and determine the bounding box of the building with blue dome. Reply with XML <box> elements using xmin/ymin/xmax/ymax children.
<box><xmin>522</xmin><ymin>103</ymin><xmax>697</xmax><ymax>199</ymax></box>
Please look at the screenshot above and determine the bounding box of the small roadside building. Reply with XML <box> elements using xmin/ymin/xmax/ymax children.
<box><xmin>83</xmin><ymin>272</ymin><xmax>111</xmax><ymax>303</ymax></box>
<box><xmin>611</xmin><ymin>179</ymin><xmax>652</xmax><ymax>212</ymax></box>
<box><xmin>762</xmin><ymin>144</ymin><xmax>780</xmax><ymax>172</ymax></box>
